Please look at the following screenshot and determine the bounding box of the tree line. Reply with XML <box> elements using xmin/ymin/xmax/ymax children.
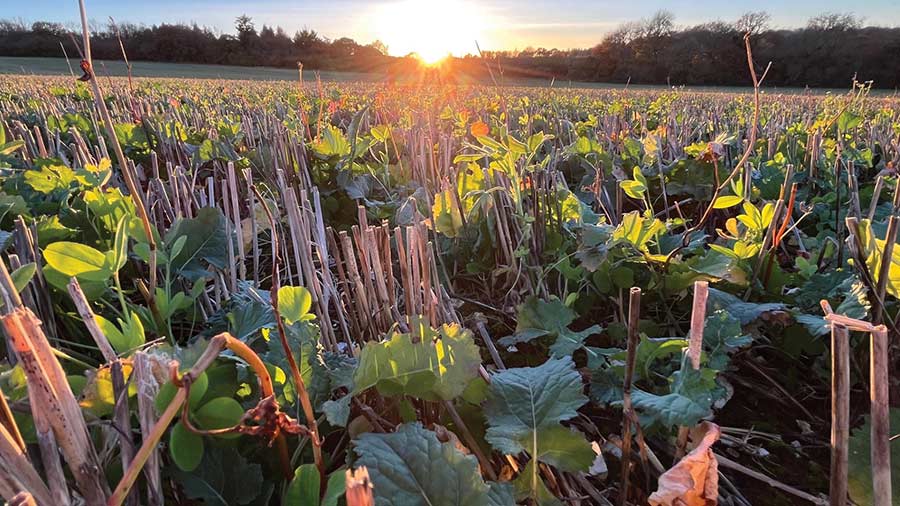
<box><xmin>1</xmin><ymin>11</ymin><xmax>898</xmax><ymax>88</ymax></box>
<box><xmin>0</xmin><ymin>16</ymin><xmax>397</xmax><ymax>72</ymax></box>
<box><xmin>466</xmin><ymin>12</ymin><xmax>900</xmax><ymax>89</ymax></box>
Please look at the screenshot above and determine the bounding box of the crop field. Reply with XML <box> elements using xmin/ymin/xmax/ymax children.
<box><xmin>0</xmin><ymin>55</ymin><xmax>899</xmax><ymax>506</ymax></box>
<box><xmin>3</xmin><ymin>56</ymin><xmax>879</xmax><ymax>96</ymax></box>
<box><xmin>0</xmin><ymin>56</ymin><xmax>375</xmax><ymax>83</ymax></box>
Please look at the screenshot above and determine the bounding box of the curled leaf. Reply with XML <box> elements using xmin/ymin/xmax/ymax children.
<box><xmin>649</xmin><ymin>422</ymin><xmax>720</xmax><ymax>506</ymax></box>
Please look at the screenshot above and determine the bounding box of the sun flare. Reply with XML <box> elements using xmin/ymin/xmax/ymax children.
<box><xmin>374</xmin><ymin>0</ymin><xmax>489</xmax><ymax>64</ymax></box>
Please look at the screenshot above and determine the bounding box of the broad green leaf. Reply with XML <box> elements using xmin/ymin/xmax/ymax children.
<box><xmin>536</xmin><ymin>425</ymin><xmax>595</xmax><ymax>472</ymax></box>
<box><xmin>632</xmin><ymin>166</ymin><xmax>648</xmax><ymax>187</ymax></box>
<box><xmin>484</xmin><ymin>355</ymin><xmax>591</xmax><ymax>505</ymax></box>
<box><xmin>703</xmin><ymin>310</ymin><xmax>752</xmax><ymax>370</ymax></box>
<box><xmin>630</xmin><ymin>389</ymin><xmax>711</xmax><ymax>428</ymax></box>
<box><xmin>43</xmin><ymin>241</ymin><xmax>112</xmax><ymax>282</ymax></box>
<box><xmin>278</xmin><ymin>286</ymin><xmax>314</xmax><ymax>324</ymax></box>
<box><xmin>483</xmin><ymin>357</ymin><xmax>587</xmax><ymax>456</ymax></box>
<box><xmin>23</xmin><ymin>164</ymin><xmax>77</xmax><ymax>193</ymax></box>
<box><xmin>707</xmin><ymin>287</ymin><xmax>785</xmax><ymax>324</ymax></box>
<box><xmin>172</xmin><ymin>446</ymin><xmax>264</xmax><ymax>506</ymax></box>
<box><xmin>504</xmin><ymin>297</ymin><xmax>602</xmax><ymax>357</ymax></box>
<box><xmin>620</xmin><ymin>179</ymin><xmax>646</xmax><ymax>199</ymax></box>
<box><xmin>313</xmin><ymin>125</ymin><xmax>351</xmax><ymax>158</ymax></box>
<box><xmin>165</xmin><ymin>207</ymin><xmax>231</xmax><ymax>281</ymax></box>
<box><xmin>285</xmin><ymin>464</ymin><xmax>320</xmax><ymax>506</ymax></box>
<box><xmin>487</xmin><ymin>482</ymin><xmax>516</xmax><ymax>506</ymax></box>
<box><xmin>322</xmin><ymin>396</ymin><xmax>351</xmax><ymax>427</ymax></box>
<box><xmin>94</xmin><ymin>315</ymin><xmax>128</xmax><ymax>355</ymax></box>
<box><xmin>35</xmin><ymin>216</ymin><xmax>75</xmax><ymax>244</ymax></box>
<box><xmin>170</xmin><ymin>421</ymin><xmax>204</xmax><ymax>472</ymax></box>
<box><xmin>631</xmin><ymin>361</ymin><xmax>716</xmax><ymax>428</ymax></box>
<box><xmin>353</xmin><ymin>423</ymin><xmax>497</xmax><ymax>506</ymax></box>
<box><xmin>195</xmin><ymin>397</ymin><xmax>244</xmax><ymax>432</ymax></box>
<box><xmin>353</xmin><ymin>322</ymin><xmax>481</xmax><ymax>401</ymax></box>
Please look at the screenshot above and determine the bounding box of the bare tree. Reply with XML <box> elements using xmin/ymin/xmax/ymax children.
<box><xmin>807</xmin><ymin>12</ymin><xmax>862</xmax><ymax>31</ymax></box>
<box><xmin>642</xmin><ymin>10</ymin><xmax>675</xmax><ymax>39</ymax></box>
<box><xmin>735</xmin><ymin>11</ymin><xmax>771</xmax><ymax>35</ymax></box>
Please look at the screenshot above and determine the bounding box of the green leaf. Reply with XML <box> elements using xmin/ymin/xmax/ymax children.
<box><xmin>484</xmin><ymin>357</ymin><xmax>588</xmax><ymax>455</ymax></box>
<box><xmin>165</xmin><ymin>207</ymin><xmax>231</xmax><ymax>281</ymax></box>
<box><xmin>513</xmin><ymin>461</ymin><xmax>560</xmax><ymax>506</ymax></box>
<box><xmin>507</xmin><ymin>297</ymin><xmax>601</xmax><ymax>357</ymax></box>
<box><xmin>631</xmin><ymin>361</ymin><xmax>716</xmax><ymax>428</ymax></box>
<box><xmin>353</xmin><ymin>422</ymin><xmax>496</xmax><ymax>506</ymax></box>
<box><xmin>707</xmin><ymin>288</ymin><xmax>785</xmax><ymax>324</ymax></box>
<box><xmin>487</xmin><ymin>482</ymin><xmax>516</xmax><ymax>506</ymax></box>
<box><xmin>0</xmin><ymin>140</ymin><xmax>24</xmax><ymax>156</ymax></box>
<box><xmin>285</xmin><ymin>464</ymin><xmax>320</xmax><ymax>506</ymax></box>
<box><xmin>23</xmin><ymin>164</ymin><xmax>77</xmax><ymax>193</ymax></box>
<box><xmin>370</xmin><ymin>124</ymin><xmax>391</xmax><ymax>142</ymax></box>
<box><xmin>43</xmin><ymin>241</ymin><xmax>112</xmax><ymax>282</ymax></box>
<box><xmin>322</xmin><ymin>470</ymin><xmax>347</xmax><ymax>506</ymax></box>
<box><xmin>857</xmin><ymin>219</ymin><xmax>900</xmax><ymax>300</ymax></box>
<box><xmin>632</xmin><ymin>166</ymin><xmax>648</xmax><ymax>187</ymax></box>
<box><xmin>536</xmin><ymin>425</ymin><xmax>595</xmax><ymax>472</ymax></box>
<box><xmin>278</xmin><ymin>286</ymin><xmax>314</xmax><ymax>325</ymax></box>
<box><xmin>173</xmin><ymin>446</ymin><xmax>264</xmax><ymax>506</ymax></box>
<box><xmin>156</xmin><ymin>371</ymin><xmax>208</xmax><ymax>414</ymax></box>
<box><xmin>170</xmin><ymin>421</ymin><xmax>204</xmax><ymax>472</ymax></box>
<box><xmin>484</xmin><ymin>355</ymin><xmax>591</xmax><ymax>503</ymax></box>
<box><xmin>703</xmin><ymin>310</ymin><xmax>752</xmax><ymax>370</ymax></box>
<box><xmin>837</xmin><ymin>110</ymin><xmax>863</xmax><ymax>132</ymax></box>
<box><xmin>111</xmin><ymin>217</ymin><xmax>128</xmax><ymax>272</ymax></box>
<box><xmin>353</xmin><ymin>322</ymin><xmax>481</xmax><ymax>401</ymax></box>
<box><xmin>95</xmin><ymin>315</ymin><xmax>128</xmax><ymax>355</ymax></box>
<box><xmin>10</xmin><ymin>263</ymin><xmax>36</xmax><ymax>293</ymax></box>
<box><xmin>630</xmin><ymin>389</ymin><xmax>711</xmax><ymax>428</ymax></box>
<box><xmin>195</xmin><ymin>397</ymin><xmax>243</xmax><ymax>432</ymax></box>
<box><xmin>322</xmin><ymin>396</ymin><xmax>351</xmax><ymax>427</ymax></box>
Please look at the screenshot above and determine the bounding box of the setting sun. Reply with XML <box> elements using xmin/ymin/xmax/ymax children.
<box><xmin>373</xmin><ymin>0</ymin><xmax>489</xmax><ymax>64</ymax></box>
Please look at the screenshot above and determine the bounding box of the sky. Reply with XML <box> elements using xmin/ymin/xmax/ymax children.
<box><xmin>9</xmin><ymin>0</ymin><xmax>900</xmax><ymax>56</ymax></box>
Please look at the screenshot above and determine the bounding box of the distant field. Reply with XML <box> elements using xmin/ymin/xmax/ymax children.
<box><xmin>0</xmin><ymin>56</ymin><xmax>374</xmax><ymax>82</ymax></box>
<box><xmin>1</xmin><ymin>56</ymin><xmax>891</xmax><ymax>96</ymax></box>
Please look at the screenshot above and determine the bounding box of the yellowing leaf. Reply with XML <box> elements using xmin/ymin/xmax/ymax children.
<box><xmin>613</xmin><ymin>211</ymin><xmax>664</xmax><ymax>253</ymax></box>
<box><xmin>432</xmin><ymin>190</ymin><xmax>463</xmax><ymax>237</ymax></box>
<box><xmin>277</xmin><ymin>286</ymin><xmax>314</xmax><ymax>325</ymax></box>
<box><xmin>712</xmin><ymin>195</ymin><xmax>743</xmax><ymax>209</ymax></box>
